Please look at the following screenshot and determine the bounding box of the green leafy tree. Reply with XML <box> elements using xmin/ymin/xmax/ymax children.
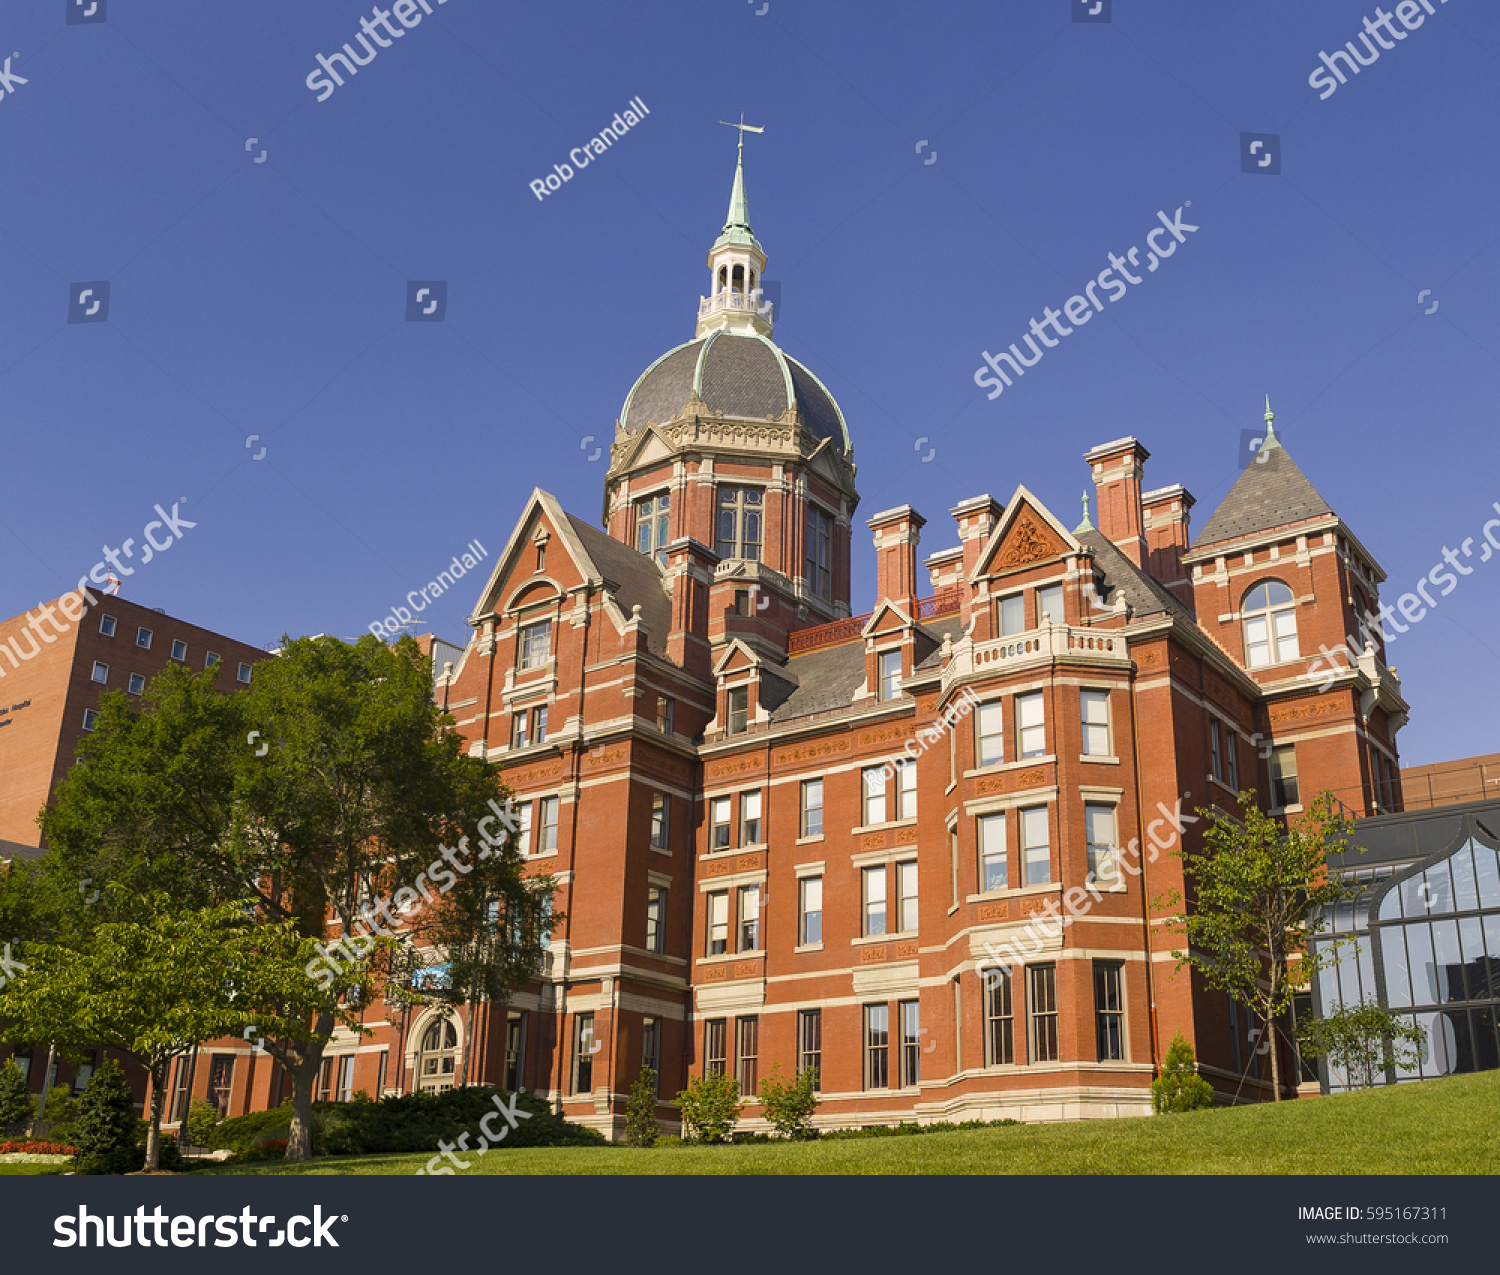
<box><xmin>1298</xmin><ymin>1000</ymin><xmax>1428</xmax><ymax>1090</ymax></box>
<box><xmin>39</xmin><ymin>1085</ymin><xmax>77</xmax><ymax>1144</ymax></box>
<box><xmin>757</xmin><ymin>1064</ymin><xmax>820</xmax><ymax>1139</ymax></box>
<box><xmin>0</xmin><ymin>1059</ymin><xmax>32</xmax><ymax>1135</ymax></box>
<box><xmin>72</xmin><ymin>1060</ymin><xmax>137</xmax><ymax>1174</ymax></box>
<box><xmin>1150</xmin><ymin>1032</ymin><xmax>1215</xmax><ymax>1113</ymax></box>
<box><xmin>184</xmin><ymin>1097</ymin><xmax>221</xmax><ymax>1148</ymax></box>
<box><xmin>677</xmin><ymin>1070</ymin><xmax>740</xmax><ymax>1144</ymax></box>
<box><xmin>624</xmin><ymin>1067</ymin><xmax>659</xmax><ymax>1147</ymax></box>
<box><xmin>1158</xmin><ymin>790</ymin><xmax>1360</xmax><ymax>1100</ymax></box>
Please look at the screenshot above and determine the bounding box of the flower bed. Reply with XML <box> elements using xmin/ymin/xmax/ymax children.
<box><xmin>0</xmin><ymin>1140</ymin><xmax>78</xmax><ymax>1156</ymax></box>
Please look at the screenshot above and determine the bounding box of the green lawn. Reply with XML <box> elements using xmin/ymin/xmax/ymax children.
<box><xmin>207</xmin><ymin>1069</ymin><xmax>1500</xmax><ymax>1176</ymax></box>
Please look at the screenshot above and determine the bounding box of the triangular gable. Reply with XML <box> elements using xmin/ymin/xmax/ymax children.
<box><xmin>713</xmin><ymin>638</ymin><xmax>764</xmax><ymax>678</ymax></box>
<box><xmin>471</xmin><ymin>489</ymin><xmax>608</xmax><ymax>622</ymax></box>
<box><xmin>861</xmin><ymin>599</ymin><xmax>913</xmax><ymax>639</ymax></box>
<box><xmin>973</xmin><ymin>485</ymin><xmax>1082</xmax><ymax>581</ymax></box>
<box><xmin>607</xmin><ymin>421</ymin><xmax>680</xmax><ymax>478</ymax></box>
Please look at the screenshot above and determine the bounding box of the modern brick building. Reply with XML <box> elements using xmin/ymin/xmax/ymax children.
<box><xmin>83</xmin><ymin>150</ymin><xmax>1418</xmax><ymax>1138</ymax></box>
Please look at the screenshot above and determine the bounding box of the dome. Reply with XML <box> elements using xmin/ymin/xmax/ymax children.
<box><xmin>619</xmin><ymin>331</ymin><xmax>850</xmax><ymax>453</ymax></box>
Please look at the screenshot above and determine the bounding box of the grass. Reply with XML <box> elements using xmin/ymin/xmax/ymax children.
<box><xmin>204</xmin><ymin>1069</ymin><xmax>1500</xmax><ymax>1176</ymax></box>
<box><xmin>0</xmin><ymin>1162</ymin><xmax>67</xmax><ymax>1175</ymax></box>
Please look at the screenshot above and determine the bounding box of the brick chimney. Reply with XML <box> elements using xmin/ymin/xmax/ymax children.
<box><xmin>663</xmin><ymin>537</ymin><xmax>717</xmax><ymax>678</ymax></box>
<box><xmin>1084</xmin><ymin>437</ymin><xmax>1150</xmax><ymax>568</ymax></box>
<box><xmin>949</xmin><ymin>495</ymin><xmax>1003</xmax><ymax>624</ymax></box>
<box><xmin>1142</xmin><ymin>484</ymin><xmax>1196</xmax><ymax>610</ymax></box>
<box><xmin>867</xmin><ymin>505</ymin><xmax>926</xmax><ymax>614</ymax></box>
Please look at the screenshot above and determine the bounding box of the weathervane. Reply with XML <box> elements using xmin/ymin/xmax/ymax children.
<box><xmin>718</xmin><ymin>112</ymin><xmax>764</xmax><ymax>160</ymax></box>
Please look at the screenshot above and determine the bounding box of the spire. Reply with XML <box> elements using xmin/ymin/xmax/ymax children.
<box><xmin>714</xmin><ymin>115</ymin><xmax>763</xmax><ymax>251</ymax></box>
<box><xmin>698</xmin><ymin>117</ymin><xmax>772</xmax><ymax>338</ymax></box>
<box><xmin>1074</xmin><ymin>491</ymin><xmax>1094</xmax><ymax>534</ymax></box>
<box><xmin>1262</xmin><ymin>394</ymin><xmax>1279</xmax><ymax>451</ymax></box>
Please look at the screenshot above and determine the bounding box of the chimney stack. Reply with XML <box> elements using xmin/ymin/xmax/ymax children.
<box><xmin>949</xmin><ymin>495</ymin><xmax>1003</xmax><ymax>625</ymax></box>
<box><xmin>867</xmin><ymin>505</ymin><xmax>926</xmax><ymax>614</ymax></box>
<box><xmin>1142</xmin><ymin>484</ymin><xmax>1196</xmax><ymax>610</ymax></box>
<box><xmin>1084</xmin><ymin>437</ymin><xmax>1150</xmax><ymax>568</ymax></box>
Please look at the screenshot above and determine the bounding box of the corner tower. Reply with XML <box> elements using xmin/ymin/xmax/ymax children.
<box><xmin>602</xmin><ymin>130</ymin><xmax>860</xmax><ymax>662</ymax></box>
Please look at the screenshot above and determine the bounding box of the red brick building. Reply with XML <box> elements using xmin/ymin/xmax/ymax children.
<box><xmin>43</xmin><ymin>152</ymin><xmax>1416</xmax><ymax>1138</ymax></box>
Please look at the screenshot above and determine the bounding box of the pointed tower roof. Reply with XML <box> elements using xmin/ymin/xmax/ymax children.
<box><xmin>1192</xmin><ymin>401</ymin><xmax>1332</xmax><ymax>548</ymax></box>
<box><xmin>714</xmin><ymin>115</ymin><xmax>763</xmax><ymax>252</ymax></box>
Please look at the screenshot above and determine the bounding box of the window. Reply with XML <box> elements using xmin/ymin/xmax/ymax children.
<box><xmin>72</xmin><ymin>1050</ymin><xmax>99</xmax><ymax>1096</ymax></box>
<box><xmin>726</xmin><ymin>686</ymin><xmax>749</xmax><ymax>735</ymax></box>
<box><xmin>738</xmin><ymin>884</ymin><xmax>760</xmax><ymax>951</ymax></box>
<box><xmin>716</xmin><ymin>486</ymin><xmax>763</xmax><ymax>561</ymax></box>
<box><xmin>635</xmin><ymin>492</ymin><xmax>671</xmax><ymax>567</ymax></box>
<box><xmin>657</xmin><ymin>695</ymin><xmax>675</xmax><ymax>734</ymax></box>
<box><xmin>878</xmin><ymin>649</ymin><xmax>902</xmax><ymax>701</ymax></box>
<box><xmin>704</xmin><ymin>1019</ymin><xmax>727</xmax><ymax>1078</ymax></box>
<box><xmin>136</xmin><ymin>626</ymin><xmax>153</xmax><ymax>650</ymax></box>
<box><xmin>646</xmin><ymin>886</ymin><xmax>666</xmax><ymax>953</ymax></box>
<box><xmin>207</xmin><ymin>1054</ymin><xmax>236</xmax><ymax>1117</ymax></box>
<box><xmin>896</xmin><ymin>860</ymin><xmax>919</xmax><ymax>933</ymax></box>
<box><xmin>538</xmin><ymin>796</ymin><xmax>559</xmax><ymax>852</ymax></box>
<box><xmin>862</xmin><ymin>766</ymin><xmax>887</xmax><ymax>826</ymax></box>
<box><xmin>711</xmin><ymin>797</ymin><xmax>732</xmax><ymax>851</ymax></box>
<box><xmin>805</xmin><ymin>505</ymin><xmax>833</xmax><ymax>601</ymax></box>
<box><xmin>1270</xmin><ymin>744</ymin><xmax>1299</xmax><ymax>808</ymax></box>
<box><xmin>984</xmin><ymin>969</ymin><xmax>1015</xmax><ymax>1065</ymax></box>
<box><xmin>236</xmin><ymin>662</ymin><xmax>252</xmax><ymax>684</ymax></box>
<box><xmin>801</xmin><ymin>779</ymin><xmax>823</xmax><ymax>837</ymax></box>
<box><xmin>516</xmin><ymin>801</ymin><xmax>533</xmax><ymax>855</ymax></box>
<box><xmin>899</xmin><ymin>999</ymin><xmax>921</xmax><ymax>1087</ymax></box>
<box><xmin>91</xmin><ymin>661</ymin><xmax>108</xmax><ymax>684</ymax></box>
<box><xmin>799</xmin><ymin>876</ymin><xmax>822</xmax><ymax>945</ymax></box>
<box><xmin>532</xmin><ymin>705</ymin><xmax>548</xmax><ymax>744</ymax></box>
<box><xmin>1017</xmin><ymin>692</ymin><xmax>1046</xmax><ymax>758</ymax></box>
<box><xmin>376</xmin><ymin>1049</ymin><xmax>388</xmax><ymax>1098</ymax></box>
<box><xmin>741</xmin><ymin>789</ymin><xmax>762</xmax><ymax>844</ymax></box>
<box><xmin>863</xmin><ymin>866</ymin><xmax>887</xmax><ymax>936</ymax></box>
<box><xmin>505</xmin><ymin>1011</ymin><xmax>527</xmax><ymax>1091</ymax></box>
<box><xmin>337</xmin><ymin>1054</ymin><xmax>356</xmax><ymax>1103</ymax></box>
<box><xmin>979</xmin><ymin>813</ymin><xmax>1008</xmax><ymax>892</ymax></box>
<box><xmin>950</xmin><ymin>827</ymin><xmax>960</xmax><ymax>905</ymax></box>
<box><xmin>99</xmin><ymin>615</ymin><xmax>116</xmax><ymax>637</ymax></box>
<box><xmin>798</xmin><ymin>1009</ymin><xmax>822</xmax><ymax>1088</ymax></box>
<box><xmin>707</xmin><ymin>891</ymin><xmax>729</xmax><ymax>955</ymax></box>
<box><xmin>894</xmin><ymin>762</ymin><xmax>917</xmax><ymax>820</ymax></box>
<box><xmin>127</xmin><ymin>673</ymin><xmax>145</xmax><ymax>695</ymax></box>
<box><xmin>642</xmin><ymin>1016</ymin><xmax>661</xmax><ymax>1095</ymax></box>
<box><xmin>1028</xmin><ymin>964</ymin><xmax>1059</xmax><ymax>1063</ymax></box>
<box><xmin>733</xmin><ymin>588</ymin><xmax>752</xmax><ymax>617</ymax></box>
<box><xmin>1081</xmin><ymin>690</ymin><xmax>1110</xmax><ymax>756</ymax></box>
<box><xmin>171</xmin><ymin>639</ymin><xmax>188</xmax><ymax>662</ymax></box>
<box><xmin>650</xmin><ymin>793</ymin><xmax>671</xmax><ymax>850</ymax></box>
<box><xmin>1094</xmin><ymin>962</ymin><xmax>1125</xmax><ymax>1061</ymax></box>
<box><xmin>1000</xmin><ymin>593</ymin><xmax>1024</xmax><ymax>635</ymax></box>
<box><xmin>519</xmin><ymin>620</ymin><xmax>551</xmax><ymax>670</ymax></box>
<box><xmin>573</xmin><ymin>1014</ymin><xmax>595</xmax><ymax>1093</ymax></box>
<box><xmin>82</xmin><ymin>709</ymin><xmax>98</xmax><ymax>731</ymax></box>
<box><xmin>736</xmin><ymin>1016</ymin><xmax>759</xmax><ymax>1094</ymax></box>
<box><xmin>512</xmin><ymin>712</ymin><xmax>529</xmax><ymax>750</ymax></box>
<box><xmin>1036</xmin><ymin>583</ymin><xmax>1064</xmax><ymax>624</ymax></box>
<box><xmin>1209</xmin><ymin>718</ymin><xmax>1223</xmax><ymax>781</ymax></box>
<box><xmin>1085</xmin><ymin>803</ymin><xmax>1118</xmax><ymax>887</ymax></box>
<box><xmin>1226</xmin><ymin>730</ymin><xmax>1240</xmax><ymax>790</ymax></box>
<box><xmin>1242</xmin><ymin>579</ymin><xmax>1298</xmax><ymax>667</ymax></box>
<box><xmin>204</xmin><ymin>651</ymin><xmax>220</xmax><ymax>669</ymax></box>
<box><xmin>856</xmin><ymin>1005</ymin><xmax>890</xmax><ymax>1091</ymax></box>
<box><xmin>417</xmin><ymin>1019</ymin><xmax>459</xmax><ymax>1095</ymax></box>
<box><xmin>1021</xmin><ymin>805</ymin><xmax>1050</xmax><ymax>886</ymax></box>
<box><xmin>976</xmin><ymin>700</ymin><xmax>1004</xmax><ymax>768</ymax></box>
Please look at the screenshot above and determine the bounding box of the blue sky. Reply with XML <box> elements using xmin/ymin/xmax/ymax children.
<box><xmin>1</xmin><ymin>0</ymin><xmax>1496</xmax><ymax>767</ymax></box>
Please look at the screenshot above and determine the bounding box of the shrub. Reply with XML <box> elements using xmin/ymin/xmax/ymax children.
<box><xmin>624</xmin><ymin>1067</ymin><xmax>659</xmax><ymax>1148</ymax></box>
<box><xmin>72</xmin><ymin>1061</ymin><xmax>139</xmax><ymax>1174</ymax></box>
<box><xmin>1297</xmin><ymin>1000</ymin><xmax>1427</xmax><ymax>1090</ymax></box>
<box><xmin>1151</xmin><ymin>1032</ymin><xmax>1215</xmax><ymax>1113</ymax></box>
<box><xmin>676</xmin><ymin>1071</ymin><xmax>740</xmax><ymax>1144</ymax></box>
<box><xmin>184</xmin><ymin>1098</ymin><xmax>221</xmax><ymax>1148</ymax></box>
<box><xmin>38</xmin><ymin>1086</ymin><xmax>77</xmax><ymax>1146</ymax></box>
<box><xmin>757</xmin><ymin>1064</ymin><xmax>819</xmax><ymax>1140</ymax></box>
<box><xmin>0</xmin><ymin>1060</ymin><xmax>32</xmax><ymax>1136</ymax></box>
<box><xmin>0</xmin><ymin>1139</ymin><xmax>77</xmax><ymax>1155</ymax></box>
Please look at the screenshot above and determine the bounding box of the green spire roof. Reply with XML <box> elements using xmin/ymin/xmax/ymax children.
<box><xmin>714</xmin><ymin>118</ymin><xmax>763</xmax><ymax>251</ymax></box>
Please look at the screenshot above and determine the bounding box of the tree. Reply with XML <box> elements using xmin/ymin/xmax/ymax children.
<box><xmin>624</xmin><ymin>1067</ymin><xmax>659</xmax><ymax>1147</ymax></box>
<box><xmin>1150</xmin><ymin>1032</ymin><xmax>1215</xmax><ymax>1113</ymax></box>
<box><xmin>184</xmin><ymin>1098</ymin><xmax>221</xmax><ymax>1148</ymax></box>
<box><xmin>1159</xmin><ymin>790</ymin><xmax>1360</xmax><ymax>1101</ymax></box>
<box><xmin>757</xmin><ymin>1064</ymin><xmax>819</xmax><ymax>1139</ymax></box>
<box><xmin>71</xmin><ymin>1060</ymin><xmax>137</xmax><ymax>1174</ymax></box>
<box><xmin>0</xmin><ymin>1059</ymin><xmax>32</xmax><ymax>1136</ymax></box>
<box><xmin>0</xmin><ymin>892</ymin><xmax>362</xmax><ymax>1170</ymax></box>
<box><xmin>1298</xmin><ymin>1000</ymin><xmax>1428</xmax><ymax>1090</ymax></box>
<box><xmin>677</xmin><ymin>1071</ymin><xmax>740</xmax><ymax>1144</ymax></box>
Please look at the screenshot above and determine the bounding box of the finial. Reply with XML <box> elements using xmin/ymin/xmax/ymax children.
<box><xmin>1074</xmin><ymin>491</ymin><xmax>1094</xmax><ymax>534</ymax></box>
<box><xmin>1263</xmin><ymin>394</ymin><xmax>1278</xmax><ymax>444</ymax></box>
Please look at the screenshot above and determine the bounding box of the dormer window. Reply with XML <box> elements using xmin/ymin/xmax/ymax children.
<box><xmin>727</xmin><ymin>686</ymin><xmax>749</xmax><ymax>735</ymax></box>
<box><xmin>716</xmin><ymin>487</ymin><xmax>763</xmax><ymax>561</ymax></box>
<box><xmin>878</xmin><ymin>649</ymin><xmax>902</xmax><ymax>701</ymax></box>
<box><xmin>519</xmin><ymin>620</ymin><xmax>551</xmax><ymax>671</ymax></box>
<box><xmin>1242</xmin><ymin>579</ymin><xmax>1298</xmax><ymax>668</ymax></box>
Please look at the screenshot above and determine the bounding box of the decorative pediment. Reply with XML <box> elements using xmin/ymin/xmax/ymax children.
<box><xmin>861</xmin><ymin>599</ymin><xmax>914</xmax><ymax>639</ymax></box>
<box><xmin>973</xmin><ymin>485</ymin><xmax>1082</xmax><ymax>581</ymax></box>
<box><xmin>713</xmin><ymin>638</ymin><xmax>763</xmax><ymax>678</ymax></box>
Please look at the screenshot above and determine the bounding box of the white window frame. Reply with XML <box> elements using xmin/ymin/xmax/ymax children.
<box><xmin>979</xmin><ymin>812</ymin><xmax>1007</xmax><ymax>893</ymax></box>
<box><xmin>91</xmin><ymin>661</ymin><xmax>109</xmax><ymax>685</ymax></box>
<box><xmin>801</xmin><ymin>779</ymin><xmax>823</xmax><ymax>837</ymax></box>
<box><xmin>1017</xmin><ymin>692</ymin><xmax>1046</xmax><ymax>759</ymax></box>
<box><xmin>862</xmin><ymin>766</ymin><xmax>887</xmax><ymax>826</ymax></box>
<box><xmin>878</xmin><ymin>648</ymin><xmax>902</xmax><ymax>701</ymax></box>
<box><xmin>1081</xmin><ymin>690</ymin><xmax>1110</xmax><ymax>757</ymax></box>
<box><xmin>136</xmin><ymin>626</ymin><xmax>153</xmax><ymax>650</ymax></box>
<box><xmin>741</xmin><ymin>789</ymin><xmax>762</xmax><ymax>845</ymax></box>
<box><xmin>1020</xmin><ymin>805</ymin><xmax>1051</xmax><ymax>886</ymax></box>
<box><xmin>862</xmin><ymin>865</ymin><xmax>887</xmax><ymax>937</ymax></box>
<box><xmin>896</xmin><ymin>860</ymin><xmax>918</xmax><ymax>934</ymax></box>
<box><xmin>976</xmin><ymin>700</ymin><xmax>1004</xmax><ymax>768</ymax></box>
<box><xmin>170</xmin><ymin>639</ymin><xmax>188</xmax><ymax>662</ymax></box>
<box><xmin>538</xmin><ymin>796</ymin><xmax>560</xmax><ymax>852</ymax></box>
<box><xmin>799</xmin><ymin>876</ymin><xmax>822</xmax><ymax>945</ymax></box>
<box><xmin>519</xmin><ymin>619</ymin><xmax>551</xmax><ymax>671</ymax></box>
<box><xmin>894</xmin><ymin>762</ymin><xmax>917</xmax><ymax>820</ymax></box>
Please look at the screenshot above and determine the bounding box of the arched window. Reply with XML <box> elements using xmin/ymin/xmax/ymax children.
<box><xmin>415</xmin><ymin>1017</ymin><xmax>459</xmax><ymax>1094</ymax></box>
<box><xmin>1242</xmin><ymin>579</ymin><xmax>1298</xmax><ymax>668</ymax></box>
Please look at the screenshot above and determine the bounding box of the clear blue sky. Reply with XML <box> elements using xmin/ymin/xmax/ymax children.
<box><xmin>2</xmin><ymin>0</ymin><xmax>1496</xmax><ymax>767</ymax></box>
